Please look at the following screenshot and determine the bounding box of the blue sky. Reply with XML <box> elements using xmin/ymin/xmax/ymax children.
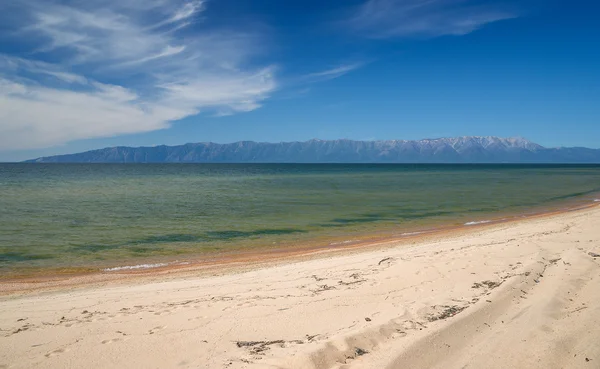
<box><xmin>0</xmin><ymin>0</ymin><xmax>599</xmax><ymax>161</ymax></box>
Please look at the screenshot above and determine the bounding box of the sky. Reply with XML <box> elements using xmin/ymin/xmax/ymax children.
<box><xmin>0</xmin><ymin>0</ymin><xmax>599</xmax><ymax>161</ymax></box>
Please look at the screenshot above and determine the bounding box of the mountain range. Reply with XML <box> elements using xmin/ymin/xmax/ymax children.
<box><xmin>25</xmin><ymin>137</ymin><xmax>600</xmax><ymax>163</ymax></box>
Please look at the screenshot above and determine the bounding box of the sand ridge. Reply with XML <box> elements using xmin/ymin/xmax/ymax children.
<box><xmin>1</xmin><ymin>206</ymin><xmax>599</xmax><ymax>368</ymax></box>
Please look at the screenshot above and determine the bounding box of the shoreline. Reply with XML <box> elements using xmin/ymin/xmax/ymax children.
<box><xmin>1</xmin><ymin>199</ymin><xmax>598</xmax><ymax>296</ymax></box>
<box><xmin>1</xmin><ymin>199</ymin><xmax>599</xmax><ymax>369</ymax></box>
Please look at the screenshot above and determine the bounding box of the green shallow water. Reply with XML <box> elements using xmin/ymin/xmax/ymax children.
<box><xmin>1</xmin><ymin>164</ymin><xmax>599</xmax><ymax>276</ymax></box>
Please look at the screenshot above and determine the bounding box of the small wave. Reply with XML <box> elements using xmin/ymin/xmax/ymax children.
<box><xmin>594</xmin><ymin>199</ymin><xmax>600</xmax><ymax>202</ymax></box>
<box><xmin>464</xmin><ymin>220</ymin><xmax>492</xmax><ymax>226</ymax></box>
<box><xmin>103</xmin><ymin>263</ymin><xmax>168</xmax><ymax>272</ymax></box>
<box><xmin>329</xmin><ymin>240</ymin><xmax>356</xmax><ymax>246</ymax></box>
<box><xmin>400</xmin><ymin>231</ymin><xmax>425</xmax><ymax>236</ymax></box>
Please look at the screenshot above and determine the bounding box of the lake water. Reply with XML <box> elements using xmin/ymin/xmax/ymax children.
<box><xmin>1</xmin><ymin>164</ymin><xmax>599</xmax><ymax>277</ymax></box>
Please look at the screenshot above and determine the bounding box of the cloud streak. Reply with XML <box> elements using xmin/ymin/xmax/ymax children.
<box><xmin>0</xmin><ymin>0</ymin><xmax>277</xmax><ymax>150</ymax></box>
<box><xmin>302</xmin><ymin>63</ymin><xmax>365</xmax><ymax>82</ymax></box>
<box><xmin>346</xmin><ymin>0</ymin><xmax>518</xmax><ymax>38</ymax></box>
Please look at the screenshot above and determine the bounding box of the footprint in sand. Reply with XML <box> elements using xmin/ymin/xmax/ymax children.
<box><xmin>188</xmin><ymin>316</ymin><xmax>208</xmax><ymax>322</ymax></box>
<box><xmin>101</xmin><ymin>338</ymin><xmax>122</xmax><ymax>344</ymax></box>
<box><xmin>391</xmin><ymin>331</ymin><xmax>408</xmax><ymax>339</ymax></box>
<box><xmin>45</xmin><ymin>348</ymin><xmax>68</xmax><ymax>358</ymax></box>
<box><xmin>148</xmin><ymin>326</ymin><xmax>167</xmax><ymax>334</ymax></box>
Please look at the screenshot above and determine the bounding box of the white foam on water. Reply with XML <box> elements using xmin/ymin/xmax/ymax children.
<box><xmin>400</xmin><ymin>231</ymin><xmax>426</xmax><ymax>236</ymax></box>
<box><xmin>464</xmin><ymin>220</ymin><xmax>492</xmax><ymax>226</ymax></box>
<box><xmin>329</xmin><ymin>240</ymin><xmax>356</xmax><ymax>246</ymax></box>
<box><xmin>594</xmin><ymin>199</ymin><xmax>600</xmax><ymax>202</ymax></box>
<box><xmin>103</xmin><ymin>263</ymin><xmax>169</xmax><ymax>272</ymax></box>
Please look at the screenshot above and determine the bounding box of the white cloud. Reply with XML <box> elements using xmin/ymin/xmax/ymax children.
<box><xmin>347</xmin><ymin>0</ymin><xmax>518</xmax><ymax>38</ymax></box>
<box><xmin>118</xmin><ymin>45</ymin><xmax>187</xmax><ymax>66</ymax></box>
<box><xmin>0</xmin><ymin>58</ymin><xmax>276</xmax><ymax>150</ymax></box>
<box><xmin>164</xmin><ymin>0</ymin><xmax>205</xmax><ymax>24</ymax></box>
<box><xmin>0</xmin><ymin>56</ymin><xmax>88</xmax><ymax>84</ymax></box>
<box><xmin>302</xmin><ymin>63</ymin><xmax>364</xmax><ymax>82</ymax></box>
<box><xmin>0</xmin><ymin>78</ymin><xmax>165</xmax><ymax>150</ymax></box>
<box><xmin>159</xmin><ymin>67</ymin><xmax>276</xmax><ymax>112</ymax></box>
<box><xmin>27</xmin><ymin>2</ymin><xmax>195</xmax><ymax>64</ymax></box>
<box><xmin>0</xmin><ymin>0</ymin><xmax>277</xmax><ymax>151</ymax></box>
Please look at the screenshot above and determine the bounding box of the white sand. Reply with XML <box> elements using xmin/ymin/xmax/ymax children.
<box><xmin>1</xmin><ymin>206</ymin><xmax>599</xmax><ymax>369</ymax></box>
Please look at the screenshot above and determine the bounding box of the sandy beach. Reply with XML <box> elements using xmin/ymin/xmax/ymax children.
<box><xmin>1</xmin><ymin>205</ymin><xmax>599</xmax><ymax>369</ymax></box>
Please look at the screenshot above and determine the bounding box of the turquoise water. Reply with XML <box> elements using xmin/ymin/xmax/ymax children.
<box><xmin>1</xmin><ymin>164</ymin><xmax>599</xmax><ymax>276</ymax></box>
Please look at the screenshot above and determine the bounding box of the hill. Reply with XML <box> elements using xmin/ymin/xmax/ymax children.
<box><xmin>26</xmin><ymin>137</ymin><xmax>600</xmax><ymax>163</ymax></box>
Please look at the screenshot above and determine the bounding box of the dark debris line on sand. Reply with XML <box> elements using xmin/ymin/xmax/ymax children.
<box><xmin>235</xmin><ymin>339</ymin><xmax>305</xmax><ymax>354</ymax></box>
<box><xmin>236</xmin><ymin>340</ymin><xmax>285</xmax><ymax>348</ymax></box>
<box><xmin>236</xmin><ymin>340</ymin><xmax>284</xmax><ymax>354</ymax></box>
<box><xmin>426</xmin><ymin>305</ymin><xmax>468</xmax><ymax>322</ymax></box>
<box><xmin>471</xmin><ymin>280</ymin><xmax>502</xmax><ymax>289</ymax></box>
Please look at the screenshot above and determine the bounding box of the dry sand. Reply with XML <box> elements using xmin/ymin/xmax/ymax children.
<box><xmin>1</xmin><ymin>206</ymin><xmax>599</xmax><ymax>369</ymax></box>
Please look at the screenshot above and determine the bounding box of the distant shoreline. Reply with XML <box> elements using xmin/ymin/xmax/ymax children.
<box><xmin>22</xmin><ymin>136</ymin><xmax>600</xmax><ymax>163</ymax></box>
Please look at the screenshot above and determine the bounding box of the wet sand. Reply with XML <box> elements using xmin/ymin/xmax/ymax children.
<box><xmin>1</xmin><ymin>205</ymin><xmax>599</xmax><ymax>368</ymax></box>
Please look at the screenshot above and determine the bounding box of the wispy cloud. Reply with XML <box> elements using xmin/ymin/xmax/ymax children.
<box><xmin>117</xmin><ymin>45</ymin><xmax>187</xmax><ymax>67</ymax></box>
<box><xmin>0</xmin><ymin>0</ymin><xmax>276</xmax><ymax>150</ymax></box>
<box><xmin>346</xmin><ymin>0</ymin><xmax>518</xmax><ymax>38</ymax></box>
<box><xmin>302</xmin><ymin>63</ymin><xmax>365</xmax><ymax>83</ymax></box>
<box><xmin>148</xmin><ymin>0</ymin><xmax>205</xmax><ymax>30</ymax></box>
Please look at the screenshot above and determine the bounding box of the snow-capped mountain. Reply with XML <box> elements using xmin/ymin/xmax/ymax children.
<box><xmin>26</xmin><ymin>137</ymin><xmax>600</xmax><ymax>163</ymax></box>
